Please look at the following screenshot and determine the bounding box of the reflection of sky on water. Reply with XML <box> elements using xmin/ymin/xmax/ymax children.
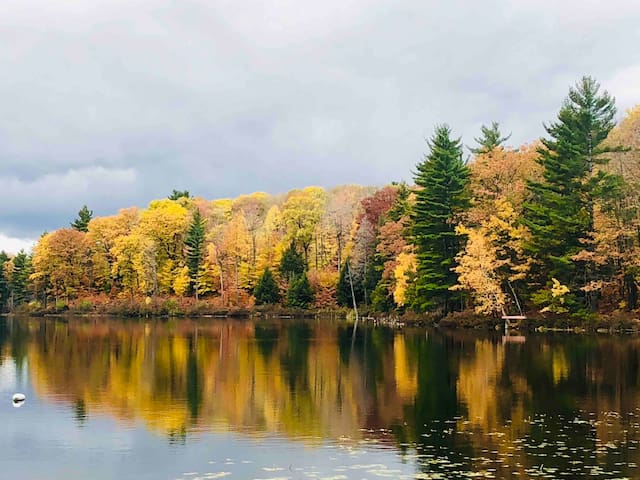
<box><xmin>0</xmin><ymin>360</ymin><xmax>18</xmax><ymax>392</ymax></box>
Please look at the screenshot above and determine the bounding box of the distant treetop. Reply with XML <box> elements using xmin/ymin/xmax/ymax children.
<box><xmin>71</xmin><ymin>205</ymin><xmax>93</xmax><ymax>232</ymax></box>
<box><xmin>470</xmin><ymin>121</ymin><xmax>511</xmax><ymax>154</ymax></box>
<box><xmin>169</xmin><ymin>189</ymin><xmax>190</xmax><ymax>200</ymax></box>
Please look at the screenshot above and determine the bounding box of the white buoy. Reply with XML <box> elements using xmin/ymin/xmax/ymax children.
<box><xmin>12</xmin><ymin>393</ymin><xmax>26</xmax><ymax>403</ymax></box>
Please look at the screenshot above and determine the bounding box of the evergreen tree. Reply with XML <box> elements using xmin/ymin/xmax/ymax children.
<box><xmin>363</xmin><ymin>254</ymin><xmax>382</xmax><ymax>305</ymax></box>
<box><xmin>278</xmin><ymin>241</ymin><xmax>306</xmax><ymax>282</ymax></box>
<box><xmin>0</xmin><ymin>251</ymin><xmax>9</xmax><ymax>311</ymax></box>
<box><xmin>336</xmin><ymin>260</ymin><xmax>353</xmax><ymax>307</ymax></box>
<box><xmin>387</xmin><ymin>182</ymin><xmax>412</xmax><ymax>222</ymax></box>
<box><xmin>169</xmin><ymin>189</ymin><xmax>190</xmax><ymax>200</ymax></box>
<box><xmin>71</xmin><ymin>205</ymin><xmax>93</xmax><ymax>232</ymax></box>
<box><xmin>470</xmin><ymin>121</ymin><xmax>511</xmax><ymax>154</ymax></box>
<box><xmin>7</xmin><ymin>251</ymin><xmax>31</xmax><ymax>308</ymax></box>
<box><xmin>411</xmin><ymin>125</ymin><xmax>470</xmax><ymax>314</ymax></box>
<box><xmin>185</xmin><ymin>209</ymin><xmax>207</xmax><ymax>299</ymax></box>
<box><xmin>523</xmin><ymin>76</ymin><xmax>619</xmax><ymax>308</ymax></box>
<box><xmin>286</xmin><ymin>274</ymin><xmax>314</xmax><ymax>308</ymax></box>
<box><xmin>254</xmin><ymin>268</ymin><xmax>280</xmax><ymax>305</ymax></box>
<box><xmin>371</xmin><ymin>283</ymin><xmax>395</xmax><ymax>312</ymax></box>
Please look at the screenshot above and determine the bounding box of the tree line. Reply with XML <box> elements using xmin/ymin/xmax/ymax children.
<box><xmin>1</xmin><ymin>76</ymin><xmax>639</xmax><ymax>318</ymax></box>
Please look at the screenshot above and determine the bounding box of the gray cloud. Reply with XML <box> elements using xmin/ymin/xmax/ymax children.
<box><xmin>1</xmin><ymin>0</ymin><xmax>640</xmax><ymax>248</ymax></box>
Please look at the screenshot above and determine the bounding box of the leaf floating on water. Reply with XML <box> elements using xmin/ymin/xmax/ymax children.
<box><xmin>349</xmin><ymin>464</ymin><xmax>387</xmax><ymax>470</ymax></box>
<box><xmin>367</xmin><ymin>468</ymin><xmax>403</xmax><ymax>478</ymax></box>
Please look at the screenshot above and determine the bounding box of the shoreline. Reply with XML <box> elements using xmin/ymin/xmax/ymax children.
<box><xmin>4</xmin><ymin>299</ymin><xmax>640</xmax><ymax>334</ymax></box>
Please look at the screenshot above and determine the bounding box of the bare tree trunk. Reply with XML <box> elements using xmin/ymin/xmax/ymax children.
<box><xmin>218</xmin><ymin>262</ymin><xmax>225</xmax><ymax>306</ymax></box>
<box><xmin>315</xmin><ymin>236</ymin><xmax>318</xmax><ymax>270</ymax></box>
<box><xmin>235</xmin><ymin>257</ymin><xmax>239</xmax><ymax>305</ymax></box>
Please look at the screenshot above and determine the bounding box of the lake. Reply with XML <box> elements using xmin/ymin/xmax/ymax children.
<box><xmin>1</xmin><ymin>316</ymin><xmax>640</xmax><ymax>479</ymax></box>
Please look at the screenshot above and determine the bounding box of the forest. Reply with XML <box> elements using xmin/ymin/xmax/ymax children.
<box><xmin>1</xmin><ymin>76</ymin><xmax>639</xmax><ymax>320</ymax></box>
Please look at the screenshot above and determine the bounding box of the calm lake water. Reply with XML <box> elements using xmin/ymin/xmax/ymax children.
<box><xmin>2</xmin><ymin>316</ymin><xmax>640</xmax><ymax>479</ymax></box>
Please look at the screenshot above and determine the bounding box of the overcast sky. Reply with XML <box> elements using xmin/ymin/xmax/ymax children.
<box><xmin>1</xmin><ymin>0</ymin><xmax>640</xmax><ymax>253</ymax></box>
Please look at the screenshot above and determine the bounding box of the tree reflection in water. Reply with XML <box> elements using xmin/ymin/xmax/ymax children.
<box><xmin>2</xmin><ymin>317</ymin><xmax>640</xmax><ymax>477</ymax></box>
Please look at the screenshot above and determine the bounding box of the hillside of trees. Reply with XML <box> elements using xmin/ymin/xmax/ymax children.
<box><xmin>1</xmin><ymin>76</ymin><xmax>639</xmax><ymax>320</ymax></box>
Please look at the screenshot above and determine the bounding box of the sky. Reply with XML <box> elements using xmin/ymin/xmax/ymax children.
<box><xmin>1</xmin><ymin>0</ymin><xmax>640</xmax><ymax>253</ymax></box>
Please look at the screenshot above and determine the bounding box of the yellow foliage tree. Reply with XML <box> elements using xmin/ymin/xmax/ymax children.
<box><xmin>393</xmin><ymin>250</ymin><xmax>416</xmax><ymax>307</ymax></box>
<box><xmin>172</xmin><ymin>266</ymin><xmax>190</xmax><ymax>297</ymax></box>
<box><xmin>453</xmin><ymin>198</ymin><xmax>530</xmax><ymax>315</ymax></box>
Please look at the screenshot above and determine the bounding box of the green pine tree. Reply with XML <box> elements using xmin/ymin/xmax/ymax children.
<box><xmin>523</xmin><ymin>76</ymin><xmax>620</xmax><ymax>309</ymax></box>
<box><xmin>286</xmin><ymin>274</ymin><xmax>314</xmax><ymax>308</ymax></box>
<box><xmin>185</xmin><ymin>209</ymin><xmax>207</xmax><ymax>299</ymax></box>
<box><xmin>8</xmin><ymin>251</ymin><xmax>32</xmax><ymax>308</ymax></box>
<box><xmin>336</xmin><ymin>260</ymin><xmax>353</xmax><ymax>307</ymax></box>
<box><xmin>470</xmin><ymin>121</ymin><xmax>511</xmax><ymax>154</ymax></box>
<box><xmin>387</xmin><ymin>181</ymin><xmax>412</xmax><ymax>222</ymax></box>
<box><xmin>411</xmin><ymin>125</ymin><xmax>470</xmax><ymax>314</ymax></box>
<box><xmin>168</xmin><ymin>189</ymin><xmax>190</xmax><ymax>200</ymax></box>
<box><xmin>71</xmin><ymin>205</ymin><xmax>93</xmax><ymax>232</ymax></box>
<box><xmin>254</xmin><ymin>268</ymin><xmax>281</xmax><ymax>305</ymax></box>
<box><xmin>278</xmin><ymin>241</ymin><xmax>306</xmax><ymax>282</ymax></box>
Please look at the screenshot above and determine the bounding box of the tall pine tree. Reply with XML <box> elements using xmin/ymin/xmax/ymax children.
<box><xmin>185</xmin><ymin>209</ymin><xmax>207</xmax><ymax>299</ymax></box>
<box><xmin>523</xmin><ymin>76</ymin><xmax>619</xmax><ymax>309</ymax></box>
<box><xmin>411</xmin><ymin>125</ymin><xmax>470</xmax><ymax>314</ymax></box>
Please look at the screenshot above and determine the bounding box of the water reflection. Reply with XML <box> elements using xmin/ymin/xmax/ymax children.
<box><xmin>2</xmin><ymin>317</ymin><xmax>640</xmax><ymax>478</ymax></box>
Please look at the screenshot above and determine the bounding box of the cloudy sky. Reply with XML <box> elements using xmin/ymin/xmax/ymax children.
<box><xmin>1</xmin><ymin>0</ymin><xmax>640</xmax><ymax>253</ymax></box>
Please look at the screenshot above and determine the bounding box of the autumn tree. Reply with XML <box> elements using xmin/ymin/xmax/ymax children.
<box><xmin>523</xmin><ymin>76</ymin><xmax>620</xmax><ymax>310</ymax></box>
<box><xmin>136</xmin><ymin>199</ymin><xmax>189</xmax><ymax>294</ymax></box>
<box><xmin>220</xmin><ymin>212</ymin><xmax>252</xmax><ymax>304</ymax></box>
<box><xmin>371</xmin><ymin>183</ymin><xmax>412</xmax><ymax>312</ymax></box>
<box><xmin>351</xmin><ymin>186</ymin><xmax>398</xmax><ymax>305</ymax></box>
<box><xmin>233</xmin><ymin>193</ymin><xmax>269</xmax><ymax>283</ymax></box>
<box><xmin>325</xmin><ymin>185</ymin><xmax>369</xmax><ymax>270</ymax></box>
<box><xmin>31</xmin><ymin>229</ymin><xmax>93</xmax><ymax>303</ymax></box>
<box><xmin>280</xmin><ymin>187</ymin><xmax>326</xmax><ymax>264</ymax></box>
<box><xmin>592</xmin><ymin>104</ymin><xmax>640</xmax><ymax>309</ymax></box>
<box><xmin>453</xmin><ymin>199</ymin><xmax>530</xmax><ymax>315</ymax></box>
<box><xmin>86</xmin><ymin>207</ymin><xmax>139</xmax><ymax>293</ymax></box>
<box><xmin>254</xmin><ymin>268</ymin><xmax>280</xmax><ymax>305</ymax></box>
<box><xmin>411</xmin><ymin>125</ymin><xmax>470</xmax><ymax>314</ymax></box>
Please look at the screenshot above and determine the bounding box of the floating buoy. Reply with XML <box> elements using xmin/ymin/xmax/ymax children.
<box><xmin>12</xmin><ymin>393</ymin><xmax>26</xmax><ymax>403</ymax></box>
